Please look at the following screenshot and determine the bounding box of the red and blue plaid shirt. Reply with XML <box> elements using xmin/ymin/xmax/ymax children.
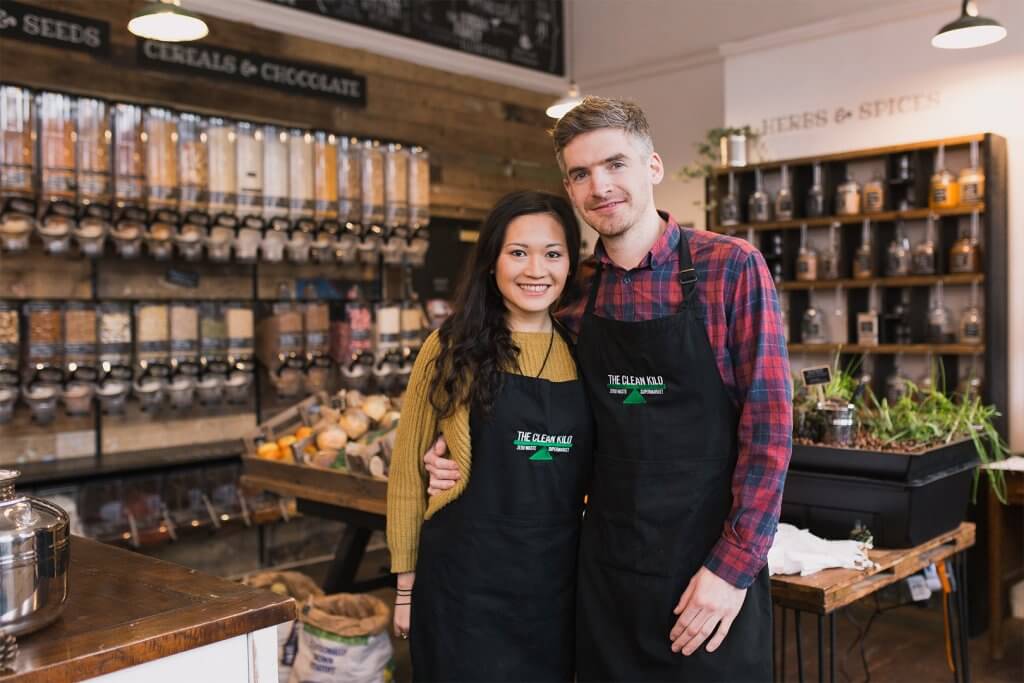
<box><xmin>557</xmin><ymin>213</ymin><xmax>793</xmax><ymax>589</ymax></box>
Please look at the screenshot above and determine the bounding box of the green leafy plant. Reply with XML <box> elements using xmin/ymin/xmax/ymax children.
<box><xmin>793</xmin><ymin>355</ymin><xmax>1009</xmax><ymax>502</ymax></box>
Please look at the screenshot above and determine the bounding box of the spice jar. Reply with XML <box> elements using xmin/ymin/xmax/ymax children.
<box><xmin>289</xmin><ymin>129</ymin><xmax>315</xmax><ymax>223</ymax></box>
<box><xmin>236</xmin><ymin>121</ymin><xmax>263</xmax><ymax>220</ymax></box>
<box><xmin>912</xmin><ymin>214</ymin><xmax>938</xmax><ymax>275</ymax></box>
<box><xmin>360</xmin><ymin>140</ymin><xmax>385</xmax><ymax>227</ymax></box>
<box><xmin>795</xmin><ymin>224</ymin><xmax>818</xmax><ymax>282</ymax></box>
<box><xmin>144</xmin><ymin>107</ymin><xmax>179</xmax><ymax>212</ymax></box>
<box><xmin>208</xmin><ymin>117</ymin><xmax>237</xmax><ymax>219</ymax></box>
<box><xmin>853</xmin><ymin>219</ymin><xmax>874</xmax><ymax>280</ymax></box>
<box><xmin>262</xmin><ymin>125</ymin><xmax>289</xmax><ymax>223</ymax></box>
<box><xmin>959</xmin><ymin>140</ymin><xmax>984</xmax><ymax>208</ymax></box>
<box><xmin>384</xmin><ymin>143</ymin><xmax>409</xmax><ymax>228</ymax></box>
<box><xmin>314</xmin><ymin>132</ymin><xmax>339</xmax><ymax>223</ymax></box>
<box><xmin>949</xmin><ymin>211</ymin><xmax>982</xmax><ymax>274</ymax></box>
<box><xmin>863</xmin><ymin>172</ymin><xmax>885</xmax><ymax>213</ymax></box>
<box><xmin>801</xmin><ymin>301</ymin><xmax>827</xmax><ymax>344</ymax></box>
<box><xmin>0</xmin><ymin>86</ymin><xmax>36</xmax><ymax>251</ymax></box>
<box><xmin>835</xmin><ymin>173</ymin><xmax>861</xmax><ymax>216</ymax></box>
<box><xmin>886</xmin><ymin>222</ymin><xmax>912</xmax><ymax>277</ymax></box>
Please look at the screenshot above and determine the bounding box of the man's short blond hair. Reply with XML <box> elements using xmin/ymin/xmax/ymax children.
<box><xmin>550</xmin><ymin>96</ymin><xmax>654</xmax><ymax>172</ymax></box>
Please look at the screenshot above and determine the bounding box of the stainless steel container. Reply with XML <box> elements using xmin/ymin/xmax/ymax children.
<box><xmin>0</xmin><ymin>470</ymin><xmax>70</xmax><ymax>636</ymax></box>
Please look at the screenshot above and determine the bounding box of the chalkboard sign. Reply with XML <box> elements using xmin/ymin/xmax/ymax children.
<box><xmin>802</xmin><ymin>366</ymin><xmax>832</xmax><ymax>387</ymax></box>
<box><xmin>266</xmin><ymin>0</ymin><xmax>564</xmax><ymax>76</ymax></box>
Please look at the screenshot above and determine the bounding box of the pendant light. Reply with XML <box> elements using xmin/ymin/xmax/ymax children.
<box><xmin>932</xmin><ymin>0</ymin><xmax>1006</xmax><ymax>49</ymax></box>
<box><xmin>128</xmin><ymin>0</ymin><xmax>209</xmax><ymax>43</ymax></box>
<box><xmin>546</xmin><ymin>82</ymin><xmax>583</xmax><ymax>119</ymax></box>
<box><xmin>546</xmin><ymin>2</ymin><xmax>582</xmax><ymax>119</ymax></box>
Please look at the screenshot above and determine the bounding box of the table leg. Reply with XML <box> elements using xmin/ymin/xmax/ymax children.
<box><xmin>829</xmin><ymin>612</ymin><xmax>836</xmax><ymax>683</ymax></box>
<box><xmin>987</xmin><ymin>479</ymin><xmax>1004</xmax><ymax>660</ymax></box>
<box><xmin>795</xmin><ymin>610</ymin><xmax>805</xmax><ymax>683</ymax></box>
<box><xmin>957</xmin><ymin>552</ymin><xmax>973</xmax><ymax>683</ymax></box>
<box><xmin>781</xmin><ymin>607</ymin><xmax>788</xmax><ymax>683</ymax></box>
<box><xmin>817</xmin><ymin>615</ymin><xmax>825</xmax><ymax>683</ymax></box>
<box><xmin>322</xmin><ymin>524</ymin><xmax>372</xmax><ymax>593</ymax></box>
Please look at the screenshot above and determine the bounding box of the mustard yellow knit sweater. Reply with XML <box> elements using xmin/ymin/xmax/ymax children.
<box><xmin>386</xmin><ymin>328</ymin><xmax>578</xmax><ymax>573</ymax></box>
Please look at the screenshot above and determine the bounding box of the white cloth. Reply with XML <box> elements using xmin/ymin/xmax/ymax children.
<box><xmin>768</xmin><ymin>523</ymin><xmax>876</xmax><ymax>577</ymax></box>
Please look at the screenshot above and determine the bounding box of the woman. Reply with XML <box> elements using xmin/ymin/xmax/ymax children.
<box><xmin>387</xmin><ymin>190</ymin><xmax>592</xmax><ymax>682</ymax></box>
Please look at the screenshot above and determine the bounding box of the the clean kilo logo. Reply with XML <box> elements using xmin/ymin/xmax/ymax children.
<box><xmin>607</xmin><ymin>374</ymin><xmax>665</xmax><ymax>405</ymax></box>
<box><xmin>513</xmin><ymin>431</ymin><xmax>574</xmax><ymax>461</ymax></box>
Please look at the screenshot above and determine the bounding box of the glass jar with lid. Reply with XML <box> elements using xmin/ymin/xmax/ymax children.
<box><xmin>719</xmin><ymin>172</ymin><xmax>740</xmax><ymax>227</ymax></box>
<box><xmin>207</xmin><ymin>117</ymin><xmax>237</xmax><ymax>219</ymax></box>
<box><xmin>288</xmin><ymin>129</ymin><xmax>315</xmax><ymax>223</ymax></box>
<box><xmin>911</xmin><ymin>213</ymin><xmax>938</xmax><ymax>275</ymax></box>
<box><xmin>360</xmin><ymin>139</ymin><xmax>385</xmax><ymax>227</ymax></box>
<box><xmin>801</xmin><ymin>300</ymin><xmax>827</xmax><ymax>344</ymax></box>
<box><xmin>408</xmin><ymin>146</ymin><xmax>430</xmax><ymax>229</ymax></box>
<box><xmin>313</xmin><ymin>131</ymin><xmax>339</xmax><ymax>224</ymax></box>
<box><xmin>0</xmin><ymin>86</ymin><xmax>36</xmax><ymax>251</ymax></box>
<box><xmin>806</xmin><ymin>162</ymin><xmax>826</xmax><ymax>218</ymax></box>
<box><xmin>863</xmin><ymin>171</ymin><xmax>885</xmax><ymax>213</ymax></box>
<box><xmin>886</xmin><ymin>221</ymin><xmax>911</xmax><ymax>276</ymax></box>
<box><xmin>949</xmin><ymin>211</ymin><xmax>982</xmax><ymax>274</ymax></box>
<box><xmin>144</xmin><ymin>107</ymin><xmax>179</xmax><ymax>213</ymax></box>
<box><xmin>384</xmin><ymin>143</ymin><xmax>409</xmax><ymax>229</ymax></box>
<box><xmin>747</xmin><ymin>168</ymin><xmax>771</xmax><ymax>223</ymax></box>
<box><xmin>795</xmin><ymin>224</ymin><xmax>818</xmax><ymax>282</ymax></box>
<box><xmin>820</xmin><ymin>222</ymin><xmax>841</xmax><ymax>280</ymax></box>
<box><xmin>959</xmin><ymin>140</ymin><xmax>984</xmax><ymax>207</ymax></box>
<box><xmin>853</xmin><ymin>219</ymin><xmax>874</xmax><ymax>279</ymax></box>
<box><xmin>927</xmin><ymin>282</ymin><xmax>955</xmax><ymax>344</ymax></box>
<box><xmin>835</xmin><ymin>173</ymin><xmax>861</xmax><ymax>216</ymax></box>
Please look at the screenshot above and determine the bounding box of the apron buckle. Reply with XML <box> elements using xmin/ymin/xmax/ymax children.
<box><xmin>678</xmin><ymin>267</ymin><xmax>698</xmax><ymax>285</ymax></box>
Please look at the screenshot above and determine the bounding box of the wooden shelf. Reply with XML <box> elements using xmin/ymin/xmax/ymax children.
<box><xmin>788</xmin><ymin>343</ymin><xmax>985</xmax><ymax>356</ymax></box>
<box><xmin>713</xmin><ymin>204</ymin><xmax>983</xmax><ymax>233</ymax></box>
<box><xmin>777</xmin><ymin>273</ymin><xmax>984</xmax><ymax>291</ymax></box>
<box><xmin>712</xmin><ymin>134</ymin><xmax>985</xmax><ymax>176</ymax></box>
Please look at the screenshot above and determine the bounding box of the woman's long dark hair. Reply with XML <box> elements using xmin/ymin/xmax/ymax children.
<box><xmin>429</xmin><ymin>190</ymin><xmax>581</xmax><ymax>419</ymax></box>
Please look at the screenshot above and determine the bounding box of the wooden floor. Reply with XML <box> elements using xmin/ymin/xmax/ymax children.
<box><xmin>370</xmin><ymin>583</ymin><xmax>1023</xmax><ymax>682</ymax></box>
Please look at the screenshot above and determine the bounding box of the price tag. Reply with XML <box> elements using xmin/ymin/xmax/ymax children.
<box><xmin>905</xmin><ymin>574</ymin><xmax>932</xmax><ymax>602</ymax></box>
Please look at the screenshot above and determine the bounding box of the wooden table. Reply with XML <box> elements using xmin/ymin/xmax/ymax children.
<box><xmin>4</xmin><ymin>537</ymin><xmax>294</xmax><ymax>682</ymax></box>
<box><xmin>987</xmin><ymin>465</ymin><xmax>1024</xmax><ymax>659</ymax></box>
<box><xmin>241</xmin><ymin>456</ymin><xmax>390</xmax><ymax>593</ymax></box>
<box><xmin>771</xmin><ymin>522</ymin><xmax>976</xmax><ymax>683</ymax></box>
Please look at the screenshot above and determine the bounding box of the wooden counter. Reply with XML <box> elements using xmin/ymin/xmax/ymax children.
<box><xmin>3</xmin><ymin>537</ymin><xmax>294</xmax><ymax>682</ymax></box>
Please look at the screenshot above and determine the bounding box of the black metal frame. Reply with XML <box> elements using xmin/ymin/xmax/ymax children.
<box><xmin>773</xmin><ymin>551</ymin><xmax>971</xmax><ymax>683</ymax></box>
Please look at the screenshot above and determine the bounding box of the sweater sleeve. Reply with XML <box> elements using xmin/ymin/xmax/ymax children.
<box><xmin>386</xmin><ymin>331</ymin><xmax>442</xmax><ymax>573</ymax></box>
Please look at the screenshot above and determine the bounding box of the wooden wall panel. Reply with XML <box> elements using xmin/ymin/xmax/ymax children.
<box><xmin>0</xmin><ymin>0</ymin><xmax>564</xmax><ymax>220</ymax></box>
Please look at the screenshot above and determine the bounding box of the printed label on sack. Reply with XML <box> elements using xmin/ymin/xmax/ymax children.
<box><xmin>607</xmin><ymin>374</ymin><xmax>666</xmax><ymax>405</ymax></box>
<box><xmin>513</xmin><ymin>431</ymin><xmax>574</xmax><ymax>461</ymax></box>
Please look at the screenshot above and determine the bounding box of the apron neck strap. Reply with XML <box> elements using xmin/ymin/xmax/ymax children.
<box><xmin>584</xmin><ymin>224</ymin><xmax>699</xmax><ymax>316</ymax></box>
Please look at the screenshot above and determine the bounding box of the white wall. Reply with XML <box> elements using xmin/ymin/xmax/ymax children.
<box><xmin>580</xmin><ymin>59</ymin><xmax>725</xmax><ymax>230</ymax></box>
<box><xmin>723</xmin><ymin>0</ymin><xmax>1023</xmax><ymax>449</ymax></box>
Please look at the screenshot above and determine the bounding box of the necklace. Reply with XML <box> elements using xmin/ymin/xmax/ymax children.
<box><xmin>534</xmin><ymin>321</ymin><xmax>555</xmax><ymax>379</ymax></box>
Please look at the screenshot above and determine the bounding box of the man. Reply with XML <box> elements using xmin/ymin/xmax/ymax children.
<box><xmin>425</xmin><ymin>97</ymin><xmax>792</xmax><ymax>681</ymax></box>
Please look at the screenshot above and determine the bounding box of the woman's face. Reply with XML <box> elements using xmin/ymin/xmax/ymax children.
<box><xmin>494</xmin><ymin>212</ymin><xmax>571</xmax><ymax>329</ymax></box>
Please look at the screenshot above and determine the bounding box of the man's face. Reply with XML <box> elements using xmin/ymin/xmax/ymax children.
<box><xmin>561</xmin><ymin>128</ymin><xmax>663</xmax><ymax>238</ymax></box>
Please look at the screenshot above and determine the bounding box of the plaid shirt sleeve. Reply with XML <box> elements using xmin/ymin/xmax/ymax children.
<box><xmin>702</xmin><ymin>248</ymin><xmax>793</xmax><ymax>589</ymax></box>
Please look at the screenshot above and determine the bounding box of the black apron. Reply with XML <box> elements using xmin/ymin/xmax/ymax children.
<box><xmin>575</xmin><ymin>228</ymin><xmax>772</xmax><ymax>682</ymax></box>
<box><xmin>411</xmin><ymin>325</ymin><xmax>592</xmax><ymax>682</ymax></box>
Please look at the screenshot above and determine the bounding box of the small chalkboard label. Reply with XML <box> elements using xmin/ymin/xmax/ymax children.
<box><xmin>165</xmin><ymin>268</ymin><xmax>200</xmax><ymax>289</ymax></box>
<box><xmin>802</xmin><ymin>366</ymin><xmax>832</xmax><ymax>387</ymax></box>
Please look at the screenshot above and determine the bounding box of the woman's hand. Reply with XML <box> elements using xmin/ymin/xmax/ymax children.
<box><xmin>394</xmin><ymin>572</ymin><xmax>415</xmax><ymax>639</ymax></box>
